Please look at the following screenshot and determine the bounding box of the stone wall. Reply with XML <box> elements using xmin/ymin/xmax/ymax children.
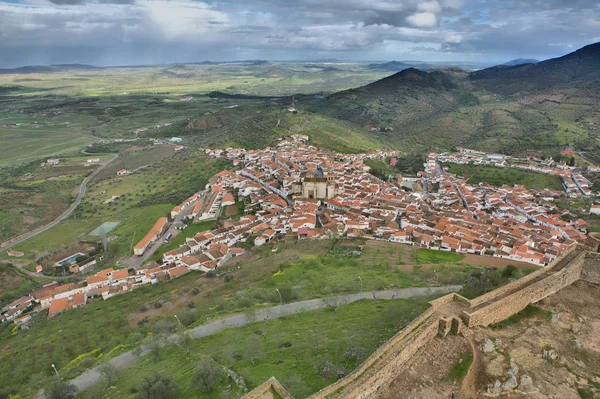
<box><xmin>581</xmin><ymin>252</ymin><xmax>600</xmax><ymax>285</ymax></box>
<box><xmin>307</xmin><ymin>306</ymin><xmax>440</xmax><ymax>399</ymax></box>
<box><xmin>462</xmin><ymin>252</ymin><xmax>585</xmax><ymax>327</ymax></box>
<box><xmin>241</xmin><ymin>377</ymin><xmax>292</xmax><ymax>399</ymax></box>
<box><xmin>468</xmin><ymin>244</ymin><xmax>578</xmax><ymax>308</ymax></box>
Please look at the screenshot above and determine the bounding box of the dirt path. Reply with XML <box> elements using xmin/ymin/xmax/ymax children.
<box><xmin>461</xmin><ymin>337</ymin><xmax>483</xmax><ymax>399</ymax></box>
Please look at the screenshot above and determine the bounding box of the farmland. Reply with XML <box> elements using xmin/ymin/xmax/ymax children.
<box><xmin>0</xmin><ymin>129</ymin><xmax>96</xmax><ymax>168</ymax></box>
<box><xmin>1</xmin><ymin>149</ymin><xmax>230</xmax><ymax>262</ymax></box>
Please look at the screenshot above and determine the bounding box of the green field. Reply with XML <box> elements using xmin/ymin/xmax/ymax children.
<box><xmin>0</xmin><ymin>263</ymin><xmax>44</xmax><ymax>305</ymax></box>
<box><xmin>0</xmin><ymin>129</ymin><xmax>95</xmax><ymax>167</ymax></box>
<box><xmin>0</xmin><ymin>236</ymin><xmax>538</xmax><ymax>397</ymax></box>
<box><xmin>81</xmin><ymin>298</ymin><xmax>431</xmax><ymax>399</ymax></box>
<box><xmin>444</xmin><ymin>163</ymin><xmax>564</xmax><ymax>191</ymax></box>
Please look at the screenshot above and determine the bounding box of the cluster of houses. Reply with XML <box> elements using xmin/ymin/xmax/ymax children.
<box><xmin>171</xmin><ymin>139</ymin><xmax>588</xmax><ymax>270</ymax></box>
<box><xmin>0</xmin><ymin>262</ymin><xmax>195</xmax><ymax>323</ymax></box>
<box><xmin>5</xmin><ymin>138</ymin><xmax>597</xmax><ymax>324</ymax></box>
<box><xmin>437</xmin><ymin>148</ymin><xmax>599</xmax><ymax>198</ymax></box>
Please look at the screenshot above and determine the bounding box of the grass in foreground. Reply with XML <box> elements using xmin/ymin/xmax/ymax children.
<box><xmin>416</xmin><ymin>249</ymin><xmax>465</xmax><ymax>264</ymax></box>
<box><xmin>82</xmin><ymin>298</ymin><xmax>431</xmax><ymax>399</ymax></box>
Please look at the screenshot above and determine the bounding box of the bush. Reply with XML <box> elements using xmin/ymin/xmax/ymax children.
<box><xmin>206</xmin><ymin>271</ymin><xmax>216</xmax><ymax>278</ymax></box>
<box><xmin>46</xmin><ymin>381</ymin><xmax>77</xmax><ymax>399</ymax></box>
<box><xmin>502</xmin><ymin>265</ymin><xmax>517</xmax><ymax>278</ymax></box>
<box><xmin>190</xmin><ymin>357</ymin><xmax>223</xmax><ymax>392</ymax></box>
<box><xmin>153</xmin><ymin>301</ymin><xmax>163</xmax><ymax>309</ymax></box>
<box><xmin>224</xmin><ymin>274</ymin><xmax>234</xmax><ymax>283</ymax></box>
<box><xmin>191</xmin><ymin>287</ymin><xmax>200</xmax><ymax>295</ymax></box>
<box><xmin>138</xmin><ymin>373</ymin><xmax>181</xmax><ymax>399</ymax></box>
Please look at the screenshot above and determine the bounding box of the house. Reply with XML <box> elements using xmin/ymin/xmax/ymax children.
<box><xmin>170</xmin><ymin>137</ymin><xmax>183</xmax><ymax>143</ymax></box>
<box><xmin>7</xmin><ymin>250</ymin><xmax>24</xmax><ymax>258</ymax></box>
<box><xmin>222</xmin><ymin>193</ymin><xmax>236</xmax><ymax>207</ymax></box>
<box><xmin>116</xmin><ymin>169</ymin><xmax>128</xmax><ymax>176</ymax></box>
<box><xmin>590</xmin><ymin>204</ymin><xmax>600</xmax><ymax>215</ymax></box>
<box><xmin>87</xmin><ymin>158</ymin><xmax>100</xmax><ymax>163</ymax></box>
<box><xmin>46</xmin><ymin>158</ymin><xmax>60</xmax><ymax>166</ymax></box>
<box><xmin>134</xmin><ymin>217</ymin><xmax>168</xmax><ymax>256</ymax></box>
<box><xmin>35</xmin><ymin>265</ymin><xmax>43</xmax><ymax>273</ymax></box>
<box><xmin>167</xmin><ymin>266</ymin><xmax>189</xmax><ymax>279</ymax></box>
<box><xmin>48</xmin><ymin>297</ymin><xmax>69</xmax><ymax>317</ymax></box>
<box><xmin>390</xmin><ymin>230</ymin><xmax>409</xmax><ymax>244</ymax></box>
<box><xmin>255</xmin><ymin>229</ymin><xmax>276</xmax><ymax>246</ymax></box>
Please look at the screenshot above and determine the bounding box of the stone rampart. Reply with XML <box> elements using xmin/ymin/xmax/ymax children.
<box><xmin>308</xmin><ymin>306</ymin><xmax>440</xmax><ymax>399</ymax></box>
<box><xmin>581</xmin><ymin>252</ymin><xmax>600</xmax><ymax>285</ymax></box>
<box><xmin>241</xmin><ymin>377</ymin><xmax>292</xmax><ymax>399</ymax></box>
<box><xmin>462</xmin><ymin>252</ymin><xmax>585</xmax><ymax>327</ymax></box>
<box><xmin>468</xmin><ymin>244</ymin><xmax>578</xmax><ymax>308</ymax></box>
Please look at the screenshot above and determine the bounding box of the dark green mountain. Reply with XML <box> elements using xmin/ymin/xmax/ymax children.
<box><xmin>470</xmin><ymin>42</ymin><xmax>600</xmax><ymax>95</ymax></box>
<box><xmin>310</xmin><ymin>44</ymin><xmax>600</xmax><ymax>154</ymax></box>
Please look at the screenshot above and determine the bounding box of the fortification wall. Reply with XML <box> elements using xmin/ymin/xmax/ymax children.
<box><xmin>308</xmin><ymin>306</ymin><xmax>440</xmax><ymax>399</ymax></box>
<box><xmin>337</xmin><ymin>319</ymin><xmax>439</xmax><ymax>399</ymax></box>
<box><xmin>241</xmin><ymin>377</ymin><xmax>292</xmax><ymax>399</ymax></box>
<box><xmin>468</xmin><ymin>244</ymin><xmax>578</xmax><ymax>308</ymax></box>
<box><xmin>463</xmin><ymin>252</ymin><xmax>585</xmax><ymax>327</ymax></box>
<box><xmin>581</xmin><ymin>252</ymin><xmax>600</xmax><ymax>285</ymax></box>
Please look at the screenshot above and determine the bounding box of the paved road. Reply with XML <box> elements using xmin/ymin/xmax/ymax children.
<box><xmin>0</xmin><ymin>153</ymin><xmax>119</xmax><ymax>253</ymax></box>
<box><xmin>48</xmin><ymin>285</ymin><xmax>461</xmax><ymax>397</ymax></box>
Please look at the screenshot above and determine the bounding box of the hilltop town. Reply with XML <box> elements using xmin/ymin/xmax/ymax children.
<box><xmin>4</xmin><ymin>135</ymin><xmax>597</xmax><ymax>324</ymax></box>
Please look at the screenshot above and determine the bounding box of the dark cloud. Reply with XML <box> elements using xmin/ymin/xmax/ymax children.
<box><xmin>0</xmin><ymin>0</ymin><xmax>598</xmax><ymax>67</ymax></box>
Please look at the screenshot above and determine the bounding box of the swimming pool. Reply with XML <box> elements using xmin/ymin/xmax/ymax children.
<box><xmin>56</xmin><ymin>252</ymin><xmax>85</xmax><ymax>266</ymax></box>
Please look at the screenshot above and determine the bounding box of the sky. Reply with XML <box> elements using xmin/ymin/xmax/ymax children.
<box><xmin>0</xmin><ymin>0</ymin><xmax>599</xmax><ymax>68</ymax></box>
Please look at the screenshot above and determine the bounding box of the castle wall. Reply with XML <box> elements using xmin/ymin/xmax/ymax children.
<box><xmin>462</xmin><ymin>252</ymin><xmax>585</xmax><ymax>327</ymax></box>
<box><xmin>581</xmin><ymin>252</ymin><xmax>600</xmax><ymax>285</ymax></box>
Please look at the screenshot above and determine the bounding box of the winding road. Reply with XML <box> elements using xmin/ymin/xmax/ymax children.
<box><xmin>0</xmin><ymin>153</ymin><xmax>119</xmax><ymax>253</ymax></box>
<box><xmin>46</xmin><ymin>285</ymin><xmax>461</xmax><ymax>397</ymax></box>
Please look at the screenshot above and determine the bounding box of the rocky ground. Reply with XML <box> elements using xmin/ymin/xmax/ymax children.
<box><xmin>377</xmin><ymin>280</ymin><xmax>600</xmax><ymax>399</ymax></box>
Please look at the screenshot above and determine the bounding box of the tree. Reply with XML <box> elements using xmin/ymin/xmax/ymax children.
<box><xmin>45</xmin><ymin>381</ymin><xmax>77</xmax><ymax>399</ymax></box>
<box><xmin>138</xmin><ymin>373</ymin><xmax>181</xmax><ymax>399</ymax></box>
<box><xmin>569</xmin><ymin>156</ymin><xmax>576</xmax><ymax>167</ymax></box>
<box><xmin>190</xmin><ymin>357</ymin><xmax>223</xmax><ymax>392</ymax></box>
<box><xmin>98</xmin><ymin>362</ymin><xmax>119</xmax><ymax>387</ymax></box>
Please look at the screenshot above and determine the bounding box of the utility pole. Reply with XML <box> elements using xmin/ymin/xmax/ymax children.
<box><xmin>276</xmin><ymin>288</ymin><xmax>282</xmax><ymax>305</ymax></box>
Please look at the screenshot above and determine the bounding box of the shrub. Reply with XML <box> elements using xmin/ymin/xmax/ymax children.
<box><xmin>138</xmin><ymin>373</ymin><xmax>181</xmax><ymax>399</ymax></box>
<box><xmin>190</xmin><ymin>357</ymin><xmax>223</xmax><ymax>392</ymax></box>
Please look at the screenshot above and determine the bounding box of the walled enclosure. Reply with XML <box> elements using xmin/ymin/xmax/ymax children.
<box><xmin>243</xmin><ymin>243</ymin><xmax>600</xmax><ymax>399</ymax></box>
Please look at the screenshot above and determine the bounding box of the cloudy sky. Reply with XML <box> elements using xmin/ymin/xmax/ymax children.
<box><xmin>1</xmin><ymin>0</ymin><xmax>599</xmax><ymax>68</ymax></box>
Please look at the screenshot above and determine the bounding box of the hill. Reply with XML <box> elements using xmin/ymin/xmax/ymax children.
<box><xmin>502</xmin><ymin>58</ymin><xmax>539</xmax><ymax>66</ymax></box>
<box><xmin>312</xmin><ymin>68</ymin><xmax>478</xmax><ymax>149</ymax></box>
<box><xmin>470</xmin><ymin>42</ymin><xmax>600</xmax><ymax>95</ymax></box>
